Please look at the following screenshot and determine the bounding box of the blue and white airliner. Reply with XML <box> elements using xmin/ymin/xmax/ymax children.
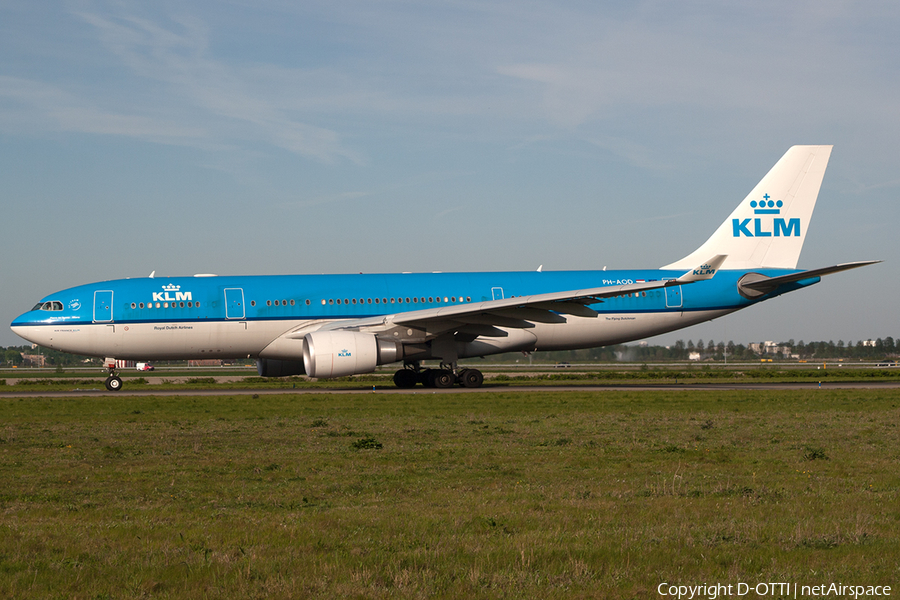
<box><xmin>11</xmin><ymin>145</ymin><xmax>878</xmax><ymax>390</ymax></box>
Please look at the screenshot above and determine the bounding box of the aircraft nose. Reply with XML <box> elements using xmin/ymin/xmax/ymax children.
<box><xmin>11</xmin><ymin>311</ymin><xmax>41</xmax><ymax>344</ymax></box>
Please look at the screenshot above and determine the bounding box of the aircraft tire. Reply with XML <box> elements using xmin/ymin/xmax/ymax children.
<box><xmin>459</xmin><ymin>369</ymin><xmax>484</xmax><ymax>388</ymax></box>
<box><xmin>393</xmin><ymin>369</ymin><xmax>419</xmax><ymax>389</ymax></box>
<box><xmin>430</xmin><ymin>369</ymin><xmax>456</xmax><ymax>388</ymax></box>
<box><xmin>105</xmin><ymin>376</ymin><xmax>123</xmax><ymax>392</ymax></box>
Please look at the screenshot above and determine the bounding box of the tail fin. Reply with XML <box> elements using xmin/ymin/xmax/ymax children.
<box><xmin>662</xmin><ymin>145</ymin><xmax>833</xmax><ymax>270</ymax></box>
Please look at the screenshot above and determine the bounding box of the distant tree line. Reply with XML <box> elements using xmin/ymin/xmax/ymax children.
<box><xmin>1</xmin><ymin>336</ymin><xmax>897</xmax><ymax>367</ymax></box>
<box><xmin>1</xmin><ymin>345</ymin><xmax>98</xmax><ymax>367</ymax></box>
<box><xmin>473</xmin><ymin>337</ymin><xmax>899</xmax><ymax>364</ymax></box>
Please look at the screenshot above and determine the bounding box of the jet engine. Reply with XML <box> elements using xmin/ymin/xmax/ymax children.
<box><xmin>303</xmin><ymin>331</ymin><xmax>403</xmax><ymax>378</ymax></box>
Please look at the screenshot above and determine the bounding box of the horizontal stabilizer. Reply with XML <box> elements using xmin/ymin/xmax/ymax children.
<box><xmin>739</xmin><ymin>260</ymin><xmax>881</xmax><ymax>297</ymax></box>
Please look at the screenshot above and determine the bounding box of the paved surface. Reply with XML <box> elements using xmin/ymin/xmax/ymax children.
<box><xmin>2</xmin><ymin>380</ymin><xmax>899</xmax><ymax>398</ymax></box>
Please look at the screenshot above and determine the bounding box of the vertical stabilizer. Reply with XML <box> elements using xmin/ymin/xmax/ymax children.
<box><xmin>662</xmin><ymin>145</ymin><xmax>832</xmax><ymax>270</ymax></box>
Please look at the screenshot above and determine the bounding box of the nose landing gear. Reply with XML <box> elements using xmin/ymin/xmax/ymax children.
<box><xmin>104</xmin><ymin>358</ymin><xmax>124</xmax><ymax>391</ymax></box>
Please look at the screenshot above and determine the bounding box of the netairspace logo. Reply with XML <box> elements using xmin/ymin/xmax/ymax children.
<box><xmin>657</xmin><ymin>581</ymin><xmax>892</xmax><ymax>599</ymax></box>
<box><xmin>733</xmin><ymin>194</ymin><xmax>800</xmax><ymax>238</ymax></box>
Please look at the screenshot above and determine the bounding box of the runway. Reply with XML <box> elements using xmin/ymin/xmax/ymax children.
<box><xmin>2</xmin><ymin>380</ymin><xmax>899</xmax><ymax>398</ymax></box>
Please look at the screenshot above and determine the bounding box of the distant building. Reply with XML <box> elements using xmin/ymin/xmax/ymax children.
<box><xmin>749</xmin><ymin>341</ymin><xmax>792</xmax><ymax>357</ymax></box>
<box><xmin>22</xmin><ymin>354</ymin><xmax>47</xmax><ymax>367</ymax></box>
<box><xmin>188</xmin><ymin>359</ymin><xmax>224</xmax><ymax>367</ymax></box>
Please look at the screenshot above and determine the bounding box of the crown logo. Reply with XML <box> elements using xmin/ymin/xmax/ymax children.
<box><xmin>162</xmin><ymin>284</ymin><xmax>181</xmax><ymax>291</ymax></box>
<box><xmin>750</xmin><ymin>193</ymin><xmax>782</xmax><ymax>215</ymax></box>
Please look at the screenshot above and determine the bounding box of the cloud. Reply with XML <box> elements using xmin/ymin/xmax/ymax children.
<box><xmin>0</xmin><ymin>5</ymin><xmax>360</xmax><ymax>162</ymax></box>
<box><xmin>0</xmin><ymin>75</ymin><xmax>207</xmax><ymax>142</ymax></box>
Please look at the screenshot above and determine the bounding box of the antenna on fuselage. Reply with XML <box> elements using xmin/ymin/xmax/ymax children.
<box><xmin>149</xmin><ymin>270</ymin><xmax>155</xmax><ymax>278</ymax></box>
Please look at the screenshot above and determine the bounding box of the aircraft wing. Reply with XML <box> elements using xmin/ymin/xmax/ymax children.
<box><xmin>299</xmin><ymin>256</ymin><xmax>728</xmax><ymax>342</ymax></box>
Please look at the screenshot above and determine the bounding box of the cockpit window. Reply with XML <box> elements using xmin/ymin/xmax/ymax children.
<box><xmin>33</xmin><ymin>301</ymin><xmax>64</xmax><ymax>311</ymax></box>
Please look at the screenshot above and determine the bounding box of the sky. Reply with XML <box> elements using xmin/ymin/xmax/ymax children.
<box><xmin>1</xmin><ymin>0</ymin><xmax>898</xmax><ymax>349</ymax></box>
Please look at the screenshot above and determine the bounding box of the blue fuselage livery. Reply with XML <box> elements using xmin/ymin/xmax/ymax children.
<box><xmin>12</xmin><ymin>267</ymin><xmax>811</xmax><ymax>356</ymax></box>
<box><xmin>10</xmin><ymin>146</ymin><xmax>879</xmax><ymax>390</ymax></box>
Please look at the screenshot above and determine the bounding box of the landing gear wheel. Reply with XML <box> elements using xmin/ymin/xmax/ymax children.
<box><xmin>393</xmin><ymin>369</ymin><xmax>419</xmax><ymax>389</ymax></box>
<box><xmin>105</xmin><ymin>376</ymin><xmax>123</xmax><ymax>392</ymax></box>
<box><xmin>459</xmin><ymin>369</ymin><xmax>484</xmax><ymax>388</ymax></box>
<box><xmin>429</xmin><ymin>369</ymin><xmax>456</xmax><ymax>388</ymax></box>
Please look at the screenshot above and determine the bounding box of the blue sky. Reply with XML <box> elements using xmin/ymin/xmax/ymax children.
<box><xmin>2</xmin><ymin>1</ymin><xmax>898</xmax><ymax>348</ymax></box>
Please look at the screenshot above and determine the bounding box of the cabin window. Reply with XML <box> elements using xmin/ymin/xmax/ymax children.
<box><xmin>290</xmin><ymin>299</ymin><xmax>296</xmax><ymax>306</ymax></box>
<box><xmin>329</xmin><ymin>299</ymin><xmax>334</xmax><ymax>305</ymax></box>
<box><xmin>131</xmin><ymin>303</ymin><xmax>136</xmax><ymax>309</ymax></box>
<box><xmin>352</xmin><ymin>298</ymin><xmax>357</xmax><ymax>304</ymax></box>
<box><xmin>413</xmin><ymin>297</ymin><xmax>418</xmax><ymax>303</ymax></box>
<box><xmin>367</xmin><ymin>298</ymin><xmax>372</xmax><ymax>304</ymax></box>
<box><xmin>428</xmin><ymin>297</ymin><xmax>433</xmax><ymax>303</ymax></box>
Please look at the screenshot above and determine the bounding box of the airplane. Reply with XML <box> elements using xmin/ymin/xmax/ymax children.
<box><xmin>10</xmin><ymin>145</ymin><xmax>878</xmax><ymax>391</ymax></box>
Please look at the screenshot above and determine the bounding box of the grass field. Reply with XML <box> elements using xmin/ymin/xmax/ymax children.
<box><xmin>1</xmin><ymin>389</ymin><xmax>898</xmax><ymax>598</ymax></box>
<box><xmin>3</xmin><ymin>364</ymin><xmax>900</xmax><ymax>393</ymax></box>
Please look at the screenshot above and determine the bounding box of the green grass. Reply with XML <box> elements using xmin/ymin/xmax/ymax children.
<box><xmin>1</xmin><ymin>390</ymin><xmax>899</xmax><ymax>598</ymax></box>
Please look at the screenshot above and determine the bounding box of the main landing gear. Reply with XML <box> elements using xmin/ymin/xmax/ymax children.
<box><xmin>393</xmin><ymin>363</ymin><xmax>484</xmax><ymax>389</ymax></box>
<box><xmin>104</xmin><ymin>359</ymin><xmax>123</xmax><ymax>392</ymax></box>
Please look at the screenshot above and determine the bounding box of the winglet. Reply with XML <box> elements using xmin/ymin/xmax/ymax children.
<box><xmin>677</xmin><ymin>255</ymin><xmax>727</xmax><ymax>282</ymax></box>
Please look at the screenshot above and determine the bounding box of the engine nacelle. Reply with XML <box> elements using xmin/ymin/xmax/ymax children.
<box><xmin>257</xmin><ymin>358</ymin><xmax>306</xmax><ymax>377</ymax></box>
<box><xmin>303</xmin><ymin>331</ymin><xmax>402</xmax><ymax>378</ymax></box>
